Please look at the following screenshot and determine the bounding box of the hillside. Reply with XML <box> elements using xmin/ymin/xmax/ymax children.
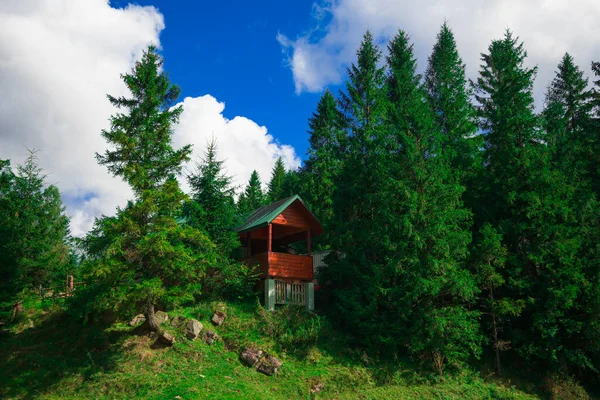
<box><xmin>0</xmin><ymin>297</ymin><xmax>569</xmax><ymax>400</ymax></box>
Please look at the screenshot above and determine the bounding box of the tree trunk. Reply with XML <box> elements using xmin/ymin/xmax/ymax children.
<box><xmin>490</xmin><ymin>285</ymin><xmax>502</xmax><ymax>377</ymax></box>
<box><xmin>142</xmin><ymin>302</ymin><xmax>160</xmax><ymax>331</ymax></box>
<box><xmin>10</xmin><ymin>301</ymin><xmax>23</xmax><ymax>322</ymax></box>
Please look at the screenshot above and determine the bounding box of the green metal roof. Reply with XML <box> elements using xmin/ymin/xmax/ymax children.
<box><xmin>235</xmin><ymin>195</ymin><xmax>322</xmax><ymax>234</ymax></box>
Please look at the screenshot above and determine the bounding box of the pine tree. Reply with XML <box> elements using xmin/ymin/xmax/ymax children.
<box><xmin>0</xmin><ymin>151</ymin><xmax>71</xmax><ymax>305</ymax></box>
<box><xmin>543</xmin><ymin>53</ymin><xmax>590</xmax><ymax>179</ymax></box>
<box><xmin>84</xmin><ymin>46</ymin><xmax>217</xmax><ymax>330</ymax></box>
<box><xmin>425</xmin><ymin>22</ymin><xmax>482</xmax><ymax>213</ymax></box>
<box><xmin>237</xmin><ymin>170</ymin><xmax>265</xmax><ymax>217</ymax></box>
<box><xmin>474</xmin><ymin>31</ymin><xmax>587</xmax><ymax>372</ymax></box>
<box><xmin>386</xmin><ymin>30</ymin><xmax>480</xmax><ymax>372</ymax></box>
<box><xmin>267</xmin><ymin>157</ymin><xmax>286</xmax><ymax>203</ymax></box>
<box><xmin>326</xmin><ymin>31</ymin><xmax>389</xmax><ymax>347</ymax></box>
<box><xmin>303</xmin><ymin>89</ymin><xmax>346</xmax><ymax>236</ymax></box>
<box><xmin>183</xmin><ymin>139</ymin><xmax>238</xmax><ymax>255</ymax></box>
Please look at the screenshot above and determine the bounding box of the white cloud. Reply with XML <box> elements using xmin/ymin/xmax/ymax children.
<box><xmin>173</xmin><ymin>95</ymin><xmax>300</xmax><ymax>194</ymax></box>
<box><xmin>278</xmin><ymin>0</ymin><xmax>600</xmax><ymax>104</ymax></box>
<box><xmin>0</xmin><ymin>0</ymin><xmax>299</xmax><ymax>237</ymax></box>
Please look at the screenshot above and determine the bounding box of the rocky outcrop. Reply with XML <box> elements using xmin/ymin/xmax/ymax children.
<box><xmin>256</xmin><ymin>355</ymin><xmax>283</xmax><ymax>376</ymax></box>
<box><xmin>186</xmin><ymin>319</ymin><xmax>203</xmax><ymax>340</ymax></box>
<box><xmin>155</xmin><ymin>311</ymin><xmax>169</xmax><ymax>325</ymax></box>
<box><xmin>129</xmin><ymin>314</ymin><xmax>146</xmax><ymax>326</ymax></box>
<box><xmin>203</xmin><ymin>330</ymin><xmax>218</xmax><ymax>345</ymax></box>
<box><xmin>170</xmin><ymin>316</ymin><xmax>186</xmax><ymax>328</ymax></box>
<box><xmin>211</xmin><ymin>311</ymin><xmax>226</xmax><ymax>326</ymax></box>
<box><xmin>158</xmin><ymin>331</ymin><xmax>176</xmax><ymax>346</ymax></box>
<box><xmin>240</xmin><ymin>347</ymin><xmax>263</xmax><ymax>367</ymax></box>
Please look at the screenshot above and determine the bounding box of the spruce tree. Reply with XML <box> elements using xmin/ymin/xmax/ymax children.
<box><xmin>303</xmin><ymin>89</ymin><xmax>346</xmax><ymax>237</ymax></box>
<box><xmin>267</xmin><ymin>157</ymin><xmax>286</xmax><ymax>202</ymax></box>
<box><xmin>543</xmin><ymin>53</ymin><xmax>590</xmax><ymax>179</ymax></box>
<box><xmin>386</xmin><ymin>30</ymin><xmax>480</xmax><ymax>372</ymax></box>
<box><xmin>474</xmin><ymin>31</ymin><xmax>587</xmax><ymax>372</ymax></box>
<box><xmin>183</xmin><ymin>139</ymin><xmax>238</xmax><ymax>255</ymax></box>
<box><xmin>85</xmin><ymin>46</ymin><xmax>217</xmax><ymax>330</ymax></box>
<box><xmin>326</xmin><ymin>30</ymin><xmax>394</xmax><ymax>351</ymax></box>
<box><xmin>0</xmin><ymin>151</ymin><xmax>71</xmax><ymax>305</ymax></box>
<box><xmin>425</xmin><ymin>22</ymin><xmax>482</xmax><ymax>214</ymax></box>
<box><xmin>237</xmin><ymin>170</ymin><xmax>265</xmax><ymax>217</ymax></box>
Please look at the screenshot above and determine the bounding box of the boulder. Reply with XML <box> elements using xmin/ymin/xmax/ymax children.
<box><xmin>185</xmin><ymin>319</ymin><xmax>203</xmax><ymax>340</ymax></box>
<box><xmin>170</xmin><ymin>316</ymin><xmax>186</xmax><ymax>328</ymax></box>
<box><xmin>155</xmin><ymin>311</ymin><xmax>169</xmax><ymax>325</ymax></box>
<box><xmin>240</xmin><ymin>347</ymin><xmax>263</xmax><ymax>367</ymax></box>
<box><xmin>129</xmin><ymin>314</ymin><xmax>146</xmax><ymax>326</ymax></box>
<box><xmin>203</xmin><ymin>330</ymin><xmax>218</xmax><ymax>345</ymax></box>
<box><xmin>158</xmin><ymin>331</ymin><xmax>175</xmax><ymax>346</ymax></box>
<box><xmin>256</xmin><ymin>354</ymin><xmax>283</xmax><ymax>376</ymax></box>
<box><xmin>211</xmin><ymin>311</ymin><xmax>226</xmax><ymax>326</ymax></box>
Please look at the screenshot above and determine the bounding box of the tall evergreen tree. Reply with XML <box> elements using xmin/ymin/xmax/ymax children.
<box><xmin>386</xmin><ymin>30</ymin><xmax>480</xmax><ymax>372</ymax></box>
<box><xmin>474</xmin><ymin>31</ymin><xmax>589</xmax><ymax>373</ymax></box>
<box><xmin>303</xmin><ymin>89</ymin><xmax>346</xmax><ymax>237</ymax></box>
<box><xmin>543</xmin><ymin>53</ymin><xmax>590</xmax><ymax>180</ymax></box>
<box><xmin>237</xmin><ymin>170</ymin><xmax>265</xmax><ymax>216</ymax></box>
<box><xmin>326</xmin><ymin>31</ymin><xmax>389</xmax><ymax>348</ymax></box>
<box><xmin>424</xmin><ymin>22</ymin><xmax>482</xmax><ymax>213</ymax></box>
<box><xmin>84</xmin><ymin>46</ymin><xmax>217</xmax><ymax>330</ymax></box>
<box><xmin>0</xmin><ymin>151</ymin><xmax>71</xmax><ymax>305</ymax></box>
<box><xmin>267</xmin><ymin>157</ymin><xmax>286</xmax><ymax>203</ymax></box>
<box><xmin>183</xmin><ymin>140</ymin><xmax>238</xmax><ymax>254</ymax></box>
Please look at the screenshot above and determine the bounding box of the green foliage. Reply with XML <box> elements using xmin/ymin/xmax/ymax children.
<box><xmin>267</xmin><ymin>157</ymin><xmax>286</xmax><ymax>203</ymax></box>
<box><xmin>237</xmin><ymin>170</ymin><xmax>266</xmax><ymax>217</ymax></box>
<box><xmin>0</xmin><ymin>151</ymin><xmax>72</xmax><ymax>305</ymax></box>
<box><xmin>183</xmin><ymin>139</ymin><xmax>239</xmax><ymax>255</ymax></box>
<box><xmin>301</xmin><ymin>89</ymin><xmax>346</xmax><ymax>246</ymax></box>
<box><xmin>257</xmin><ymin>304</ymin><xmax>323</xmax><ymax>352</ymax></box>
<box><xmin>81</xmin><ymin>46</ymin><xmax>218</xmax><ymax>328</ymax></box>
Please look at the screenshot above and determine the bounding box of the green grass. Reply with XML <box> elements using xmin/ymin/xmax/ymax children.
<box><xmin>0</xmin><ymin>298</ymin><xmax>550</xmax><ymax>399</ymax></box>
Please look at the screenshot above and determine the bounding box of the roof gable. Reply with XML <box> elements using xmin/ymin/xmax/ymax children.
<box><xmin>235</xmin><ymin>195</ymin><xmax>324</xmax><ymax>235</ymax></box>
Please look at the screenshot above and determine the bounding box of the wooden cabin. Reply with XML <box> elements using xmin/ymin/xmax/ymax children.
<box><xmin>235</xmin><ymin>195</ymin><xmax>324</xmax><ymax>310</ymax></box>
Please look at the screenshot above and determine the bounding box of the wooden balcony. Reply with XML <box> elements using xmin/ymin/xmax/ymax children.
<box><xmin>243</xmin><ymin>251</ymin><xmax>313</xmax><ymax>281</ymax></box>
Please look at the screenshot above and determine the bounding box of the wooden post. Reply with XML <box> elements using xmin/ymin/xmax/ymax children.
<box><xmin>247</xmin><ymin>232</ymin><xmax>252</xmax><ymax>257</ymax></box>
<box><xmin>267</xmin><ymin>223</ymin><xmax>272</xmax><ymax>252</ymax></box>
<box><xmin>304</xmin><ymin>282</ymin><xmax>314</xmax><ymax>310</ymax></box>
<box><xmin>307</xmin><ymin>230</ymin><xmax>311</xmax><ymax>257</ymax></box>
<box><xmin>265</xmin><ymin>279</ymin><xmax>275</xmax><ymax>311</ymax></box>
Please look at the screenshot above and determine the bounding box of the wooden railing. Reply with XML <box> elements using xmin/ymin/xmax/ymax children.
<box><xmin>274</xmin><ymin>280</ymin><xmax>305</xmax><ymax>305</ymax></box>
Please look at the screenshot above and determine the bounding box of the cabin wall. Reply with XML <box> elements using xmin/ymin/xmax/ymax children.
<box><xmin>272</xmin><ymin>203</ymin><xmax>309</xmax><ymax>228</ymax></box>
<box><xmin>267</xmin><ymin>252</ymin><xmax>313</xmax><ymax>281</ymax></box>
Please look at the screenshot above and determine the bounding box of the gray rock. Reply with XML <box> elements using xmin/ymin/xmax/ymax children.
<box><xmin>158</xmin><ymin>330</ymin><xmax>176</xmax><ymax>346</ymax></box>
<box><xmin>256</xmin><ymin>354</ymin><xmax>283</xmax><ymax>376</ymax></box>
<box><xmin>129</xmin><ymin>314</ymin><xmax>146</xmax><ymax>326</ymax></box>
<box><xmin>211</xmin><ymin>311</ymin><xmax>226</xmax><ymax>326</ymax></box>
<box><xmin>240</xmin><ymin>347</ymin><xmax>263</xmax><ymax>367</ymax></box>
<box><xmin>155</xmin><ymin>311</ymin><xmax>169</xmax><ymax>325</ymax></box>
<box><xmin>185</xmin><ymin>319</ymin><xmax>203</xmax><ymax>340</ymax></box>
<box><xmin>170</xmin><ymin>316</ymin><xmax>186</xmax><ymax>328</ymax></box>
<box><xmin>203</xmin><ymin>330</ymin><xmax>218</xmax><ymax>345</ymax></box>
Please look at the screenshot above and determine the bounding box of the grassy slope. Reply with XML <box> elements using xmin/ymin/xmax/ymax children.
<box><xmin>0</xmin><ymin>298</ymin><xmax>544</xmax><ymax>400</ymax></box>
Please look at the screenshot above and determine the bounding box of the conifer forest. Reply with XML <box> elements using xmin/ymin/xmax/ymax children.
<box><xmin>1</xmin><ymin>23</ymin><xmax>600</xmax><ymax>399</ymax></box>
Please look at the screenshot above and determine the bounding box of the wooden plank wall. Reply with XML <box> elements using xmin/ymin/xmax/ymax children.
<box><xmin>268</xmin><ymin>252</ymin><xmax>313</xmax><ymax>280</ymax></box>
<box><xmin>272</xmin><ymin>203</ymin><xmax>308</xmax><ymax>228</ymax></box>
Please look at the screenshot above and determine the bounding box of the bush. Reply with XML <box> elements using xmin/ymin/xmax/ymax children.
<box><xmin>257</xmin><ymin>303</ymin><xmax>323</xmax><ymax>352</ymax></box>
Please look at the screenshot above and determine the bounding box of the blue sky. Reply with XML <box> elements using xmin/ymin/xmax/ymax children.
<box><xmin>114</xmin><ymin>0</ymin><xmax>325</xmax><ymax>160</ymax></box>
<box><xmin>2</xmin><ymin>0</ymin><xmax>599</xmax><ymax>236</ymax></box>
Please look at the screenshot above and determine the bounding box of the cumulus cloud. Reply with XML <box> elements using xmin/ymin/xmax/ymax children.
<box><xmin>173</xmin><ymin>95</ymin><xmax>300</xmax><ymax>195</ymax></box>
<box><xmin>278</xmin><ymin>0</ymin><xmax>600</xmax><ymax>104</ymax></box>
<box><xmin>0</xmin><ymin>0</ymin><xmax>299</xmax><ymax>237</ymax></box>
